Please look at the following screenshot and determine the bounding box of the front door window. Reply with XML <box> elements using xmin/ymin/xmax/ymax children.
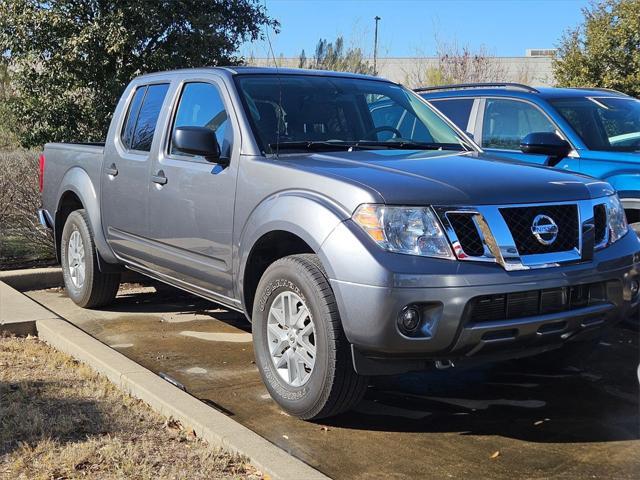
<box><xmin>482</xmin><ymin>98</ymin><xmax>556</xmax><ymax>150</ymax></box>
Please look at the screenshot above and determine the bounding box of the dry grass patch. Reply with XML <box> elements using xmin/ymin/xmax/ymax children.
<box><xmin>0</xmin><ymin>334</ymin><xmax>260</xmax><ymax>480</ymax></box>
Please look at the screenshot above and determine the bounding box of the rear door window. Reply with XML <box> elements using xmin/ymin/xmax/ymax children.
<box><xmin>430</xmin><ymin>99</ymin><xmax>474</xmax><ymax>130</ymax></box>
<box><xmin>127</xmin><ymin>83</ymin><xmax>170</xmax><ymax>152</ymax></box>
<box><xmin>121</xmin><ymin>87</ymin><xmax>146</xmax><ymax>148</ymax></box>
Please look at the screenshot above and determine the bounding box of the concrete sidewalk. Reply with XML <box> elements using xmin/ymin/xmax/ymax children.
<box><xmin>0</xmin><ymin>281</ymin><xmax>55</xmax><ymax>335</ymax></box>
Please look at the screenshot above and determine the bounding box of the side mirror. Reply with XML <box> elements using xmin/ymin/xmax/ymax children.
<box><xmin>173</xmin><ymin>126</ymin><xmax>225</xmax><ymax>164</ymax></box>
<box><xmin>520</xmin><ymin>132</ymin><xmax>571</xmax><ymax>159</ymax></box>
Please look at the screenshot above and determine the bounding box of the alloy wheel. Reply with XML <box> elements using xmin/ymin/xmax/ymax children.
<box><xmin>267</xmin><ymin>291</ymin><xmax>316</xmax><ymax>387</ymax></box>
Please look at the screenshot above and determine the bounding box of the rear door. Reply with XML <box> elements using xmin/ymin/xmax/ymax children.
<box><xmin>101</xmin><ymin>82</ymin><xmax>170</xmax><ymax>264</ymax></box>
<box><xmin>145</xmin><ymin>76</ymin><xmax>240</xmax><ymax>302</ymax></box>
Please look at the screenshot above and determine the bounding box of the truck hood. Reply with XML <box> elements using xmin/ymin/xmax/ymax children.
<box><xmin>276</xmin><ymin>149</ymin><xmax>614</xmax><ymax>206</ymax></box>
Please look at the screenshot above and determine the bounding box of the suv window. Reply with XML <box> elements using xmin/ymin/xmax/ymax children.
<box><xmin>482</xmin><ymin>98</ymin><xmax>555</xmax><ymax>150</ymax></box>
<box><xmin>170</xmin><ymin>82</ymin><xmax>231</xmax><ymax>158</ymax></box>
<box><xmin>126</xmin><ymin>83</ymin><xmax>170</xmax><ymax>152</ymax></box>
<box><xmin>430</xmin><ymin>99</ymin><xmax>474</xmax><ymax>130</ymax></box>
<box><xmin>550</xmin><ymin>97</ymin><xmax>640</xmax><ymax>152</ymax></box>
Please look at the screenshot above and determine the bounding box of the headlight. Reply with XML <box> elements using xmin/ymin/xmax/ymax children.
<box><xmin>606</xmin><ymin>194</ymin><xmax>629</xmax><ymax>244</ymax></box>
<box><xmin>352</xmin><ymin>204</ymin><xmax>453</xmax><ymax>259</ymax></box>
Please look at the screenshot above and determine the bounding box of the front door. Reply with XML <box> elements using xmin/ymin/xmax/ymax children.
<box><xmin>146</xmin><ymin>78</ymin><xmax>239</xmax><ymax>302</ymax></box>
<box><xmin>480</xmin><ymin>97</ymin><xmax>565</xmax><ymax>166</ymax></box>
<box><xmin>101</xmin><ymin>82</ymin><xmax>170</xmax><ymax>264</ymax></box>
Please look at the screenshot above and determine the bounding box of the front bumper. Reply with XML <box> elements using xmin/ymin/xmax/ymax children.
<box><xmin>322</xmin><ymin>222</ymin><xmax>640</xmax><ymax>375</ymax></box>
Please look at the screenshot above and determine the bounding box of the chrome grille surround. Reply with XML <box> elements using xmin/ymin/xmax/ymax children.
<box><xmin>434</xmin><ymin>198</ymin><xmax>610</xmax><ymax>271</ymax></box>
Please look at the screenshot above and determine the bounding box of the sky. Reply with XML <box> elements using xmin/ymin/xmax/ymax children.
<box><xmin>241</xmin><ymin>0</ymin><xmax>590</xmax><ymax>59</ymax></box>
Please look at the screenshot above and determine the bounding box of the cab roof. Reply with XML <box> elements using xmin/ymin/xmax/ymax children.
<box><xmin>136</xmin><ymin>66</ymin><xmax>392</xmax><ymax>83</ymax></box>
<box><xmin>417</xmin><ymin>82</ymin><xmax>630</xmax><ymax>100</ymax></box>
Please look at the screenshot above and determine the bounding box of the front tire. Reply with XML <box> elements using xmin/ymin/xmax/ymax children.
<box><xmin>252</xmin><ymin>254</ymin><xmax>368</xmax><ymax>420</ymax></box>
<box><xmin>60</xmin><ymin>210</ymin><xmax>120</xmax><ymax>308</ymax></box>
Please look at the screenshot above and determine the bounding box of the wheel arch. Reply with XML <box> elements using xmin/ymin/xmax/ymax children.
<box><xmin>55</xmin><ymin>166</ymin><xmax>118</xmax><ymax>264</ymax></box>
<box><xmin>237</xmin><ymin>192</ymin><xmax>350</xmax><ymax>318</ymax></box>
<box><xmin>607</xmin><ymin>177</ymin><xmax>639</xmax><ymax>221</ymax></box>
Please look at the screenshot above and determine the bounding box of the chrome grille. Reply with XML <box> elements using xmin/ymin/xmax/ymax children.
<box><xmin>434</xmin><ymin>199</ymin><xmax>605</xmax><ymax>271</ymax></box>
<box><xmin>499</xmin><ymin>204</ymin><xmax>579</xmax><ymax>254</ymax></box>
<box><xmin>447</xmin><ymin>213</ymin><xmax>484</xmax><ymax>257</ymax></box>
<box><xmin>594</xmin><ymin>203</ymin><xmax>607</xmax><ymax>247</ymax></box>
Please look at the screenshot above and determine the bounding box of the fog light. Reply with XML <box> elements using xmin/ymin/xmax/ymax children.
<box><xmin>398</xmin><ymin>306</ymin><xmax>421</xmax><ymax>334</ymax></box>
<box><xmin>630</xmin><ymin>279</ymin><xmax>639</xmax><ymax>297</ymax></box>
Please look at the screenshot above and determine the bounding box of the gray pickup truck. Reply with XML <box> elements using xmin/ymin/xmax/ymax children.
<box><xmin>39</xmin><ymin>67</ymin><xmax>640</xmax><ymax>420</ymax></box>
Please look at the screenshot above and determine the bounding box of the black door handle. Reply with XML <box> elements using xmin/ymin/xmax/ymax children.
<box><xmin>105</xmin><ymin>164</ymin><xmax>118</xmax><ymax>176</ymax></box>
<box><xmin>151</xmin><ymin>170</ymin><xmax>167</xmax><ymax>185</ymax></box>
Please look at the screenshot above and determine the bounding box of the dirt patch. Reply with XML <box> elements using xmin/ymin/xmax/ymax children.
<box><xmin>0</xmin><ymin>334</ymin><xmax>261</xmax><ymax>480</ymax></box>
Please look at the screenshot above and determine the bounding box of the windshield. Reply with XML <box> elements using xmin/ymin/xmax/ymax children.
<box><xmin>234</xmin><ymin>74</ymin><xmax>469</xmax><ymax>154</ymax></box>
<box><xmin>550</xmin><ymin>96</ymin><xmax>640</xmax><ymax>152</ymax></box>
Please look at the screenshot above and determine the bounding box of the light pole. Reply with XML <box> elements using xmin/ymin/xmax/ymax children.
<box><xmin>373</xmin><ymin>16</ymin><xmax>381</xmax><ymax>75</ymax></box>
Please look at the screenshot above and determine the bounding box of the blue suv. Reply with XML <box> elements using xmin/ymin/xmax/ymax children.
<box><xmin>417</xmin><ymin>83</ymin><xmax>640</xmax><ymax>234</ymax></box>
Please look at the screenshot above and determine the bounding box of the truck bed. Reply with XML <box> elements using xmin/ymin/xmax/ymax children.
<box><xmin>41</xmin><ymin>142</ymin><xmax>105</xmax><ymax>222</ymax></box>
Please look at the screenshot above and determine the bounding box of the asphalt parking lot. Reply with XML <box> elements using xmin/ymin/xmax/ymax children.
<box><xmin>27</xmin><ymin>284</ymin><xmax>640</xmax><ymax>480</ymax></box>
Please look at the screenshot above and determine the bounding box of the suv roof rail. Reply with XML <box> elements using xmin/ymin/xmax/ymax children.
<box><xmin>415</xmin><ymin>82</ymin><xmax>540</xmax><ymax>94</ymax></box>
<box><xmin>565</xmin><ymin>86</ymin><xmax>629</xmax><ymax>96</ymax></box>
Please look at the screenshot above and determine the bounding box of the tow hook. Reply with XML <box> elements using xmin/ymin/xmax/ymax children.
<box><xmin>435</xmin><ymin>359</ymin><xmax>455</xmax><ymax>370</ymax></box>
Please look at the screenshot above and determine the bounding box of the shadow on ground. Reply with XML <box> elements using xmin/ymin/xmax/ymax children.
<box><xmin>84</xmin><ymin>287</ymin><xmax>640</xmax><ymax>445</ymax></box>
<box><xmin>0</xmin><ymin>380</ymin><xmax>106</xmax><ymax>456</ymax></box>
<box><xmin>324</xmin><ymin>354</ymin><xmax>639</xmax><ymax>444</ymax></box>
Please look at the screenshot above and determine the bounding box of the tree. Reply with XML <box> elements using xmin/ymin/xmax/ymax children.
<box><xmin>404</xmin><ymin>40</ymin><xmax>509</xmax><ymax>88</ymax></box>
<box><xmin>0</xmin><ymin>60</ymin><xmax>18</xmax><ymax>149</ymax></box>
<box><xmin>298</xmin><ymin>36</ymin><xmax>374</xmax><ymax>75</ymax></box>
<box><xmin>0</xmin><ymin>0</ymin><xmax>278</xmax><ymax>148</ymax></box>
<box><xmin>554</xmin><ymin>0</ymin><xmax>640</xmax><ymax>97</ymax></box>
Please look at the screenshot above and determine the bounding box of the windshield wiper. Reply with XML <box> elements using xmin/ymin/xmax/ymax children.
<box><xmin>269</xmin><ymin>140</ymin><xmax>467</xmax><ymax>152</ymax></box>
<box><xmin>269</xmin><ymin>141</ymin><xmax>357</xmax><ymax>152</ymax></box>
<box><xmin>351</xmin><ymin>140</ymin><xmax>467</xmax><ymax>151</ymax></box>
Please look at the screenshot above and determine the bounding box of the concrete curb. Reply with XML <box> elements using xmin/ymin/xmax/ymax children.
<box><xmin>0</xmin><ymin>278</ymin><xmax>329</xmax><ymax>480</ymax></box>
<box><xmin>0</xmin><ymin>267</ymin><xmax>63</xmax><ymax>291</ymax></box>
<box><xmin>0</xmin><ymin>267</ymin><xmax>142</xmax><ymax>291</ymax></box>
<box><xmin>0</xmin><ymin>281</ymin><xmax>57</xmax><ymax>335</ymax></box>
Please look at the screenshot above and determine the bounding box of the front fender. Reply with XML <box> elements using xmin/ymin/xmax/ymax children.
<box><xmin>235</xmin><ymin>190</ymin><xmax>351</xmax><ymax>305</ymax></box>
<box><xmin>603</xmin><ymin>173</ymin><xmax>639</xmax><ymax>206</ymax></box>
<box><xmin>56</xmin><ymin>166</ymin><xmax>117</xmax><ymax>263</ymax></box>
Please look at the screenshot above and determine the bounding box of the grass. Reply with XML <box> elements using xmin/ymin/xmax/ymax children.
<box><xmin>0</xmin><ymin>234</ymin><xmax>41</xmax><ymax>259</ymax></box>
<box><xmin>0</xmin><ymin>334</ymin><xmax>260</xmax><ymax>480</ymax></box>
<box><xmin>0</xmin><ymin>233</ymin><xmax>55</xmax><ymax>270</ymax></box>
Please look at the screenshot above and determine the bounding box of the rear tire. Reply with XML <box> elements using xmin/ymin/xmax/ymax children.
<box><xmin>252</xmin><ymin>254</ymin><xmax>368</xmax><ymax>420</ymax></box>
<box><xmin>60</xmin><ymin>210</ymin><xmax>120</xmax><ymax>308</ymax></box>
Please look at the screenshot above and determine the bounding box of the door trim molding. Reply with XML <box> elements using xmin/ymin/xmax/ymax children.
<box><xmin>119</xmin><ymin>256</ymin><xmax>243</xmax><ymax>312</ymax></box>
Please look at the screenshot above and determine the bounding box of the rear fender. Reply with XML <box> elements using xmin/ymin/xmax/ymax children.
<box><xmin>56</xmin><ymin>166</ymin><xmax>117</xmax><ymax>264</ymax></box>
